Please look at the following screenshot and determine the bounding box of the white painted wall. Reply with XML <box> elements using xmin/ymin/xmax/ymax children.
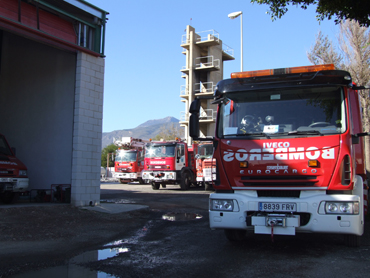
<box><xmin>0</xmin><ymin>31</ymin><xmax>75</xmax><ymax>191</ymax></box>
<box><xmin>0</xmin><ymin>31</ymin><xmax>105</xmax><ymax>206</ymax></box>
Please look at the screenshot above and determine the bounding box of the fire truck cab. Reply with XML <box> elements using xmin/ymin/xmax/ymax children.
<box><xmin>189</xmin><ymin>64</ymin><xmax>369</xmax><ymax>247</ymax></box>
<box><xmin>0</xmin><ymin>133</ymin><xmax>29</xmax><ymax>203</ymax></box>
<box><xmin>113</xmin><ymin>137</ymin><xmax>146</xmax><ymax>184</ymax></box>
<box><xmin>195</xmin><ymin>142</ymin><xmax>216</xmax><ymax>191</ymax></box>
<box><xmin>142</xmin><ymin>139</ymin><xmax>196</xmax><ymax>190</ymax></box>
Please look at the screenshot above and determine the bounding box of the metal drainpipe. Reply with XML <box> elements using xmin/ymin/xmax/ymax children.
<box><xmin>101</xmin><ymin>12</ymin><xmax>107</xmax><ymax>57</ymax></box>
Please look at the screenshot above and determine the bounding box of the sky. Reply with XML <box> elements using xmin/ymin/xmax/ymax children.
<box><xmin>86</xmin><ymin>0</ymin><xmax>340</xmax><ymax>133</ymax></box>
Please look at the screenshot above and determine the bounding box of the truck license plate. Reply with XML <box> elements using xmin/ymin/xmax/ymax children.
<box><xmin>258</xmin><ymin>202</ymin><xmax>297</xmax><ymax>212</ymax></box>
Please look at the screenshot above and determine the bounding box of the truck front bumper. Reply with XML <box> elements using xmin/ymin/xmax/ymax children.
<box><xmin>196</xmin><ymin>177</ymin><xmax>203</xmax><ymax>182</ymax></box>
<box><xmin>0</xmin><ymin>178</ymin><xmax>29</xmax><ymax>192</ymax></box>
<box><xmin>142</xmin><ymin>171</ymin><xmax>176</xmax><ymax>182</ymax></box>
<box><xmin>209</xmin><ymin>190</ymin><xmax>364</xmax><ymax>236</ymax></box>
<box><xmin>114</xmin><ymin>173</ymin><xmax>137</xmax><ymax>179</ymax></box>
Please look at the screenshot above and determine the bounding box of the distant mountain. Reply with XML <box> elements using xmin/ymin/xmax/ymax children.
<box><xmin>101</xmin><ymin>117</ymin><xmax>180</xmax><ymax>149</ymax></box>
<box><xmin>137</xmin><ymin>116</ymin><xmax>179</xmax><ymax>128</ymax></box>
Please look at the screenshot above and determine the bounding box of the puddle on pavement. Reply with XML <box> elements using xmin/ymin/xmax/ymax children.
<box><xmin>11</xmin><ymin>248</ymin><xmax>122</xmax><ymax>278</ymax></box>
<box><xmin>11</xmin><ymin>261</ymin><xmax>116</xmax><ymax>278</ymax></box>
<box><xmin>162</xmin><ymin>212</ymin><xmax>203</xmax><ymax>221</ymax></box>
<box><xmin>100</xmin><ymin>199</ymin><xmax>136</xmax><ymax>204</ymax></box>
<box><xmin>11</xmin><ymin>221</ymin><xmax>154</xmax><ymax>278</ymax></box>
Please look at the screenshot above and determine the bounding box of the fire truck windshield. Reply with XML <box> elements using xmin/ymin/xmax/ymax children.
<box><xmin>217</xmin><ymin>86</ymin><xmax>346</xmax><ymax>138</ymax></box>
<box><xmin>0</xmin><ymin>135</ymin><xmax>12</xmax><ymax>156</ymax></box>
<box><xmin>115</xmin><ymin>150</ymin><xmax>137</xmax><ymax>162</ymax></box>
<box><xmin>197</xmin><ymin>144</ymin><xmax>213</xmax><ymax>159</ymax></box>
<box><xmin>145</xmin><ymin>144</ymin><xmax>176</xmax><ymax>158</ymax></box>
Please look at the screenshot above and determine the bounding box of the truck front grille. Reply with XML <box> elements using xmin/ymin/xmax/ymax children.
<box><xmin>241</xmin><ymin>175</ymin><xmax>318</xmax><ymax>187</ymax></box>
<box><xmin>0</xmin><ymin>168</ymin><xmax>14</xmax><ymax>176</ymax></box>
<box><xmin>148</xmin><ymin>165</ymin><xmax>168</xmax><ymax>170</ymax></box>
<box><xmin>257</xmin><ymin>190</ymin><xmax>300</xmax><ymax>198</ymax></box>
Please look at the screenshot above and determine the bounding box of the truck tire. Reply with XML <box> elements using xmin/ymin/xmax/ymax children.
<box><xmin>344</xmin><ymin>234</ymin><xmax>361</xmax><ymax>247</ymax></box>
<box><xmin>180</xmin><ymin>171</ymin><xmax>191</xmax><ymax>190</ymax></box>
<box><xmin>224</xmin><ymin>229</ymin><xmax>247</xmax><ymax>241</ymax></box>
<box><xmin>0</xmin><ymin>192</ymin><xmax>17</xmax><ymax>204</ymax></box>
<box><xmin>138</xmin><ymin>178</ymin><xmax>144</xmax><ymax>184</ymax></box>
<box><xmin>152</xmin><ymin>182</ymin><xmax>160</xmax><ymax>190</ymax></box>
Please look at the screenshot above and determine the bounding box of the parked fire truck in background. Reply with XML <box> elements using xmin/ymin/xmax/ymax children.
<box><xmin>189</xmin><ymin>64</ymin><xmax>369</xmax><ymax>247</ymax></box>
<box><xmin>195</xmin><ymin>142</ymin><xmax>216</xmax><ymax>191</ymax></box>
<box><xmin>142</xmin><ymin>138</ymin><xmax>197</xmax><ymax>190</ymax></box>
<box><xmin>113</xmin><ymin>137</ymin><xmax>146</xmax><ymax>184</ymax></box>
<box><xmin>0</xmin><ymin>133</ymin><xmax>29</xmax><ymax>203</ymax></box>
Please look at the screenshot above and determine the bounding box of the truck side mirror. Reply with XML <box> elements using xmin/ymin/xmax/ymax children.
<box><xmin>352</xmin><ymin>132</ymin><xmax>370</xmax><ymax>144</ymax></box>
<box><xmin>189</xmin><ymin>99</ymin><xmax>201</xmax><ymax>139</ymax></box>
<box><xmin>352</xmin><ymin>136</ymin><xmax>359</xmax><ymax>144</ymax></box>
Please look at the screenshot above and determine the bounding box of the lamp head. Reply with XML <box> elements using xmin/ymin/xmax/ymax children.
<box><xmin>228</xmin><ymin>11</ymin><xmax>242</xmax><ymax>19</ymax></box>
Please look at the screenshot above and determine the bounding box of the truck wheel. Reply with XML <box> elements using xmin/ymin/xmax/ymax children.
<box><xmin>0</xmin><ymin>192</ymin><xmax>17</xmax><ymax>204</ymax></box>
<box><xmin>152</xmin><ymin>182</ymin><xmax>160</xmax><ymax>190</ymax></box>
<box><xmin>224</xmin><ymin>229</ymin><xmax>247</xmax><ymax>241</ymax></box>
<box><xmin>204</xmin><ymin>182</ymin><xmax>213</xmax><ymax>191</ymax></box>
<box><xmin>138</xmin><ymin>178</ymin><xmax>144</xmax><ymax>184</ymax></box>
<box><xmin>180</xmin><ymin>171</ymin><xmax>191</xmax><ymax>190</ymax></box>
<box><xmin>344</xmin><ymin>234</ymin><xmax>361</xmax><ymax>247</ymax></box>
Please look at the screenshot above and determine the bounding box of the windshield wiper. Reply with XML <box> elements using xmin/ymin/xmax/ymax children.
<box><xmin>234</xmin><ymin>132</ymin><xmax>271</xmax><ymax>139</ymax></box>
<box><xmin>288</xmin><ymin>130</ymin><xmax>323</xmax><ymax>136</ymax></box>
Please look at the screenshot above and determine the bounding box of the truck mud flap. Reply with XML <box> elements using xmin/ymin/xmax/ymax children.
<box><xmin>251</xmin><ymin>214</ymin><xmax>300</xmax><ymax>236</ymax></box>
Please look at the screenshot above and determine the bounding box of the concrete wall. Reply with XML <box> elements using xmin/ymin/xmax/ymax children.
<box><xmin>0</xmin><ymin>31</ymin><xmax>75</xmax><ymax>190</ymax></box>
<box><xmin>71</xmin><ymin>52</ymin><xmax>104</xmax><ymax>206</ymax></box>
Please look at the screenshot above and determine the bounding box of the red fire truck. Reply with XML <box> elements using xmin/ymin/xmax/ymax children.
<box><xmin>195</xmin><ymin>142</ymin><xmax>216</xmax><ymax>190</ymax></box>
<box><xmin>113</xmin><ymin>137</ymin><xmax>146</xmax><ymax>184</ymax></box>
<box><xmin>189</xmin><ymin>64</ymin><xmax>369</xmax><ymax>246</ymax></box>
<box><xmin>142</xmin><ymin>138</ymin><xmax>196</xmax><ymax>190</ymax></box>
<box><xmin>0</xmin><ymin>133</ymin><xmax>29</xmax><ymax>203</ymax></box>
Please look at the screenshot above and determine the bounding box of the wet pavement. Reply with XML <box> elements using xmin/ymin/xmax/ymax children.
<box><xmin>81</xmin><ymin>202</ymin><xmax>149</xmax><ymax>214</ymax></box>
<box><xmin>11</xmin><ymin>222</ymin><xmax>154</xmax><ymax>278</ymax></box>
<box><xmin>5</xmin><ymin>181</ymin><xmax>370</xmax><ymax>277</ymax></box>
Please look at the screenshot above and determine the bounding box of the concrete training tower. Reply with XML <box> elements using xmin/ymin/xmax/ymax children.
<box><xmin>180</xmin><ymin>25</ymin><xmax>235</xmax><ymax>144</ymax></box>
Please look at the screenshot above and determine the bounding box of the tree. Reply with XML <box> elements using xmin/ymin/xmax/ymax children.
<box><xmin>101</xmin><ymin>143</ymin><xmax>118</xmax><ymax>167</ymax></box>
<box><xmin>152</xmin><ymin>123</ymin><xmax>184</xmax><ymax>141</ymax></box>
<box><xmin>306</xmin><ymin>30</ymin><xmax>343</xmax><ymax>67</ymax></box>
<box><xmin>307</xmin><ymin>19</ymin><xmax>370</xmax><ymax>177</ymax></box>
<box><xmin>251</xmin><ymin>0</ymin><xmax>370</xmax><ymax>27</ymax></box>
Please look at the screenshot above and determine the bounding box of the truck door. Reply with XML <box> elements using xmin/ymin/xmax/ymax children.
<box><xmin>176</xmin><ymin>144</ymin><xmax>186</xmax><ymax>170</ymax></box>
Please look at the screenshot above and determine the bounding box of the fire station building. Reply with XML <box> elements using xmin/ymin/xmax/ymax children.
<box><xmin>0</xmin><ymin>0</ymin><xmax>108</xmax><ymax>206</ymax></box>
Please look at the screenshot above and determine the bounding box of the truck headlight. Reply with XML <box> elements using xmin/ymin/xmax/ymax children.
<box><xmin>325</xmin><ymin>201</ymin><xmax>359</xmax><ymax>214</ymax></box>
<box><xmin>19</xmin><ymin>170</ymin><xmax>27</xmax><ymax>176</ymax></box>
<box><xmin>210</xmin><ymin>199</ymin><xmax>234</xmax><ymax>211</ymax></box>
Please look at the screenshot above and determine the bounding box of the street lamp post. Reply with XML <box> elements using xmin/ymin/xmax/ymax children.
<box><xmin>228</xmin><ymin>11</ymin><xmax>243</xmax><ymax>72</ymax></box>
